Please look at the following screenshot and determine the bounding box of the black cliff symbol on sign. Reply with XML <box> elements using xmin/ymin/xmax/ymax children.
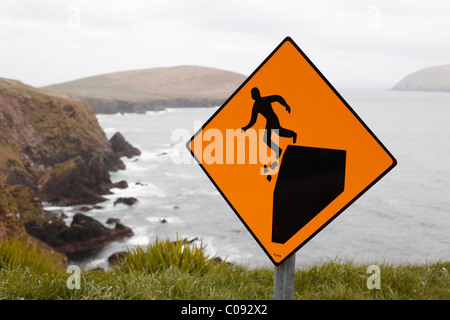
<box><xmin>272</xmin><ymin>145</ymin><xmax>346</xmax><ymax>244</ymax></box>
<box><xmin>241</xmin><ymin>87</ymin><xmax>297</xmax><ymax>159</ymax></box>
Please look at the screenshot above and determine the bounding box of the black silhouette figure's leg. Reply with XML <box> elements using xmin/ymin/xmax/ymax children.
<box><xmin>264</xmin><ymin>128</ymin><xmax>281</xmax><ymax>158</ymax></box>
<box><xmin>278</xmin><ymin>127</ymin><xmax>297</xmax><ymax>144</ymax></box>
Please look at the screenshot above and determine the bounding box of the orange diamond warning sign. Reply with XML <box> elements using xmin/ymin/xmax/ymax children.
<box><xmin>186</xmin><ymin>37</ymin><xmax>397</xmax><ymax>266</ymax></box>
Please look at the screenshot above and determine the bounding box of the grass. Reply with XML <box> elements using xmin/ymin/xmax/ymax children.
<box><xmin>48</xmin><ymin>157</ymin><xmax>78</xmax><ymax>178</ymax></box>
<box><xmin>117</xmin><ymin>237</ymin><xmax>228</xmax><ymax>275</ymax></box>
<box><xmin>0</xmin><ymin>237</ymin><xmax>59</xmax><ymax>274</ymax></box>
<box><xmin>0</xmin><ymin>238</ymin><xmax>448</xmax><ymax>300</ymax></box>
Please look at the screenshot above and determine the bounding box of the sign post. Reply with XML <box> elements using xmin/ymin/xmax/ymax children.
<box><xmin>273</xmin><ymin>253</ymin><xmax>296</xmax><ymax>300</ymax></box>
<box><xmin>187</xmin><ymin>36</ymin><xmax>396</xmax><ymax>298</ymax></box>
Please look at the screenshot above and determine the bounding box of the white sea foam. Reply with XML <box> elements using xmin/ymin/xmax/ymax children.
<box><xmin>107</xmin><ymin>180</ymin><xmax>166</xmax><ymax>199</ymax></box>
<box><xmin>103</xmin><ymin>127</ymin><xmax>117</xmax><ymax>134</ymax></box>
<box><xmin>42</xmin><ymin>204</ymin><xmax>67</xmax><ymax>212</ymax></box>
<box><xmin>144</xmin><ymin>216</ymin><xmax>182</xmax><ymax>224</ymax></box>
<box><xmin>145</xmin><ymin>109</ymin><xmax>170</xmax><ymax>116</ymax></box>
<box><xmin>164</xmin><ymin>172</ymin><xmax>195</xmax><ymax>179</ymax></box>
<box><xmin>179</xmin><ymin>189</ymin><xmax>220</xmax><ymax>197</ymax></box>
<box><xmin>136</xmin><ymin>150</ymin><xmax>173</xmax><ymax>162</ymax></box>
<box><xmin>126</xmin><ymin>235</ymin><xmax>151</xmax><ymax>246</ymax></box>
<box><xmin>84</xmin><ymin>258</ymin><xmax>108</xmax><ymax>270</ymax></box>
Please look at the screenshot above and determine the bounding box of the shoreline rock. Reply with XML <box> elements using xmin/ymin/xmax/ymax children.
<box><xmin>25</xmin><ymin>212</ymin><xmax>133</xmax><ymax>259</ymax></box>
<box><xmin>36</xmin><ymin>133</ymin><xmax>140</xmax><ymax>207</ymax></box>
<box><xmin>112</xmin><ymin>180</ymin><xmax>128</xmax><ymax>189</ymax></box>
<box><xmin>114</xmin><ymin>197</ymin><xmax>138</xmax><ymax>206</ymax></box>
<box><xmin>106</xmin><ymin>217</ymin><xmax>120</xmax><ymax>224</ymax></box>
<box><xmin>108</xmin><ymin>251</ymin><xmax>129</xmax><ymax>265</ymax></box>
<box><xmin>110</xmin><ymin>132</ymin><xmax>141</xmax><ymax>159</ymax></box>
<box><xmin>37</xmin><ymin>156</ymin><xmax>109</xmax><ymax>206</ymax></box>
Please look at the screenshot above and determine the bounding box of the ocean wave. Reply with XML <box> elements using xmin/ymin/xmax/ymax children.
<box><xmin>145</xmin><ymin>109</ymin><xmax>172</xmax><ymax>116</ymax></box>
<box><xmin>102</xmin><ymin>127</ymin><xmax>117</xmax><ymax>134</ymax></box>
<box><xmin>107</xmin><ymin>181</ymin><xmax>166</xmax><ymax>199</ymax></box>
<box><xmin>126</xmin><ymin>234</ymin><xmax>152</xmax><ymax>246</ymax></box>
<box><xmin>136</xmin><ymin>150</ymin><xmax>173</xmax><ymax>161</ymax></box>
<box><xmin>164</xmin><ymin>172</ymin><xmax>195</xmax><ymax>179</ymax></box>
<box><xmin>42</xmin><ymin>204</ymin><xmax>70</xmax><ymax>212</ymax></box>
<box><xmin>179</xmin><ymin>189</ymin><xmax>220</xmax><ymax>197</ymax></box>
<box><xmin>83</xmin><ymin>258</ymin><xmax>109</xmax><ymax>270</ymax></box>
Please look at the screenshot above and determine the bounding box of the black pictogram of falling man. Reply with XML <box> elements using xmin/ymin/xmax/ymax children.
<box><xmin>241</xmin><ymin>88</ymin><xmax>347</xmax><ymax>244</ymax></box>
<box><xmin>241</xmin><ymin>87</ymin><xmax>297</xmax><ymax>159</ymax></box>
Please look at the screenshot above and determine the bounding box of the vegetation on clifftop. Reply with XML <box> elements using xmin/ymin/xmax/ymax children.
<box><xmin>0</xmin><ymin>237</ymin><xmax>448</xmax><ymax>300</ymax></box>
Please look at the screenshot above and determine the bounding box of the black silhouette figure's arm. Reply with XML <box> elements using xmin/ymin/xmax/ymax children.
<box><xmin>242</xmin><ymin>105</ymin><xmax>258</xmax><ymax>132</ymax></box>
<box><xmin>267</xmin><ymin>95</ymin><xmax>291</xmax><ymax>113</ymax></box>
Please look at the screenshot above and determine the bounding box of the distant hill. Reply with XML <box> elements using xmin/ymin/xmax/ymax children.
<box><xmin>393</xmin><ymin>64</ymin><xmax>450</xmax><ymax>92</ymax></box>
<box><xmin>41</xmin><ymin>65</ymin><xmax>247</xmax><ymax>114</ymax></box>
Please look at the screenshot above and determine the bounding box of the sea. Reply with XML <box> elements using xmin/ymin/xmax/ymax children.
<box><xmin>44</xmin><ymin>88</ymin><xmax>450</xmax><ymax>269</ymax></box>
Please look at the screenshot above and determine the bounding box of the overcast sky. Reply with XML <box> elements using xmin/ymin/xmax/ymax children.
<box><xmin>1</xmin><ymin>0</ymin><xmax>449</xmax><ymax>88</ymax></box>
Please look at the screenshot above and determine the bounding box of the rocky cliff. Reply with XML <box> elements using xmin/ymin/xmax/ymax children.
<box><xmin>0</xmin><ymin>78</ymin><xmax>136</xmax><ymax>203</ymax></box>
<box><xmin>0</xmin><ymin>77</ymin><xmax>139</xmax><ymax>263</ymax></box>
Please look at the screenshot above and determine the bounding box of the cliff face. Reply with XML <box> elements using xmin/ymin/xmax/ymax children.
<box><xmin>0</xmin><ymin>78</ymin><xmax>127</xmax><ymax>202</ymax></box>
<box><xmin>0</xmin><ymin>181</ymin><xmax>68</xmax><ymax>267</ymax></box>
<box><xmin>0</xmin><ymin>78</ymin><xmax>138</xmax><ymax>262</ymax></box>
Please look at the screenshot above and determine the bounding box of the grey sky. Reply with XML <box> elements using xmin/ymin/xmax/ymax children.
<box><xmin>1</xmin><ymin>0</ymin><xmax>449</xmax><ymax>88</ymax></box>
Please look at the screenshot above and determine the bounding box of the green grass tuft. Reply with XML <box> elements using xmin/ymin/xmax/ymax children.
<box><xmin>0</xmin><ymin>237</ymin><xmax>58</xmax><ymax>274</ymax></box>
<box><xmin>116</xmin><ymin>236</ymin><xmax>229</xmax><ymax>275</ymax></box>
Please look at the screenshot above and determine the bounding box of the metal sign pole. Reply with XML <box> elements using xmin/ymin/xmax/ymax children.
<box><xmin>273</xmin><ymin>253</ymin><xmax>296</xmax><ymax>300</ymax></box>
